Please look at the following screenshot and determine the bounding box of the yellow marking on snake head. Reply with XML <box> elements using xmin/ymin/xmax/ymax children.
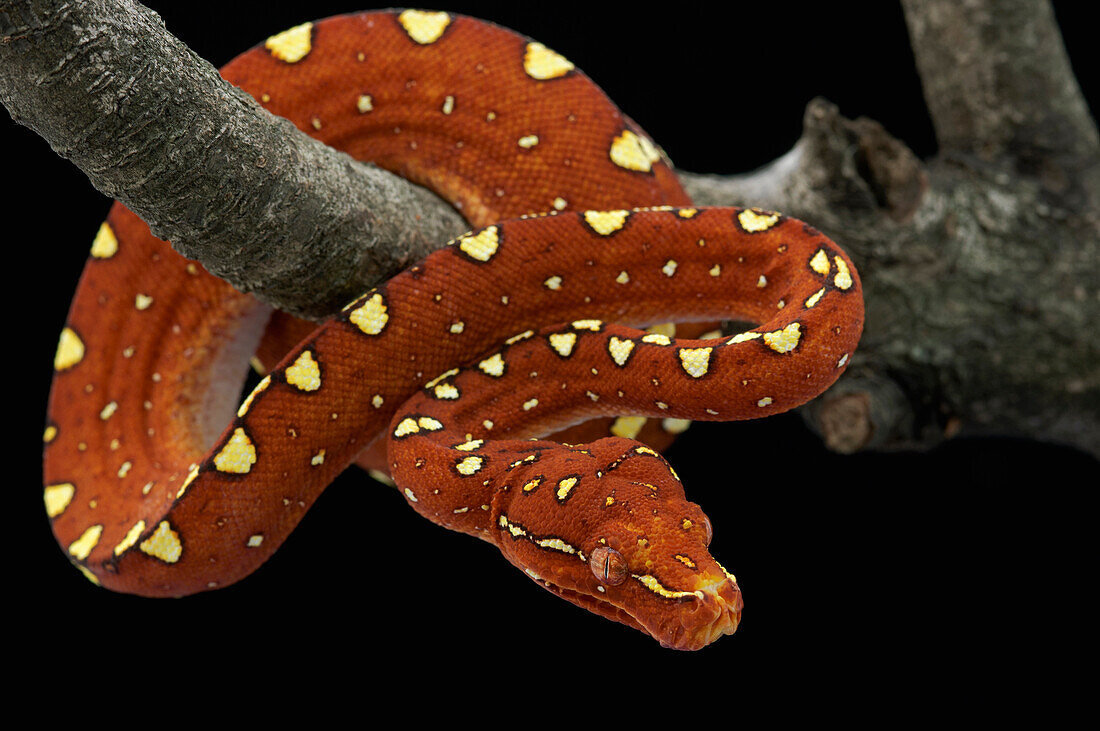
<box><xmin>677</xmin><ymin>208</ymin><xmax>699</xmax><ymax>218</ymax></box>
<box><xmin>394</xmin><ymin>417</ymin><xmax>420</xmax><ymax>438</ymax></box>
<box><xmin>737</xmin><ymin>208</ymin><xmax>781</xmax><ymax>232</ymax></box>
<box><xmin>54</xmin><ymin>327</ymin><xmax>85</xmax><ymax>371</ymax></box>
<box><xmin>763</xmin><ymin>323</ymin><xmax>802</xmax><ymax>354</ymax></box>
<box><xmin>214</xmin><ymin>427</ymin><xmax>257</xmax><ymax>474</ymax></box>
<box><xmin>398</xmin><ymin>9</ymin><xmax>451</xmax><ymax>44</ymax></box>
<box><xmin>454</xmin><ymin>225</ymin><xmax>500</xmax><ymax>262</ymax></box>
<box><xmin>641</xmin><ymin>333</ymin><xmax>671</xmax><ymax>346</ymax></box>
<box><xmin>433</xmin><ymin>383</ymin><xmax>460</xmax><ymax>399</ymax></box>
<box><xmin>454</xmin><ymin>439</ymin><xmax>483</xmax><ymax>452</ymax></box>
<box><xmin>757</xmin><ymin>397</ymin><xmax>774</xmax><ymax>407</ymax></box>
<box><xmin>729</xmin><ymin>331</ymin><xmax>761</xmax><ymax>344</ymax></box>
<box><xmin>556</xmin><ymin>476</ymin><xmax>578</xmax><ymax>501</ymax></box>
<box><xmin>285</xmin><ymin>351</ymin><xmax>321</xmax><ymax>392</ymax></box>
<box><xmin>611</xmin><ymin>416</ymin><xmax>647</xmax><ymax>439</ymax></box>
<box><xmin>311</xmin><ymin>449</ymin><xmax>325</xmax><ymax>466</ymax></box>
<box><xmin>265</xmin><ymin>22</ymin><xmax>313</xmax><ymax>63</ymax></box>
<box><xmin>357</xmin><ymin>94</ymin><xmax>374</xmax><ymax>113</ymax></box>
<box><xmin>114</xmin><ymin>520</ymin><xmax>146</xmax><ymax>556</ymax></box>
<box><xmin>417</xmin><ymin>416</ymin><xmax>444</xmax><ymax>431</ymax></box>
<box><xmin>247</xmin><ymin>534</ymin><xmax>264</xmax><ymax>548</ymax></box>
<box><xmin>237</xmin><ymin>375</ymin><xmax>271</xmax><ymax>417</ymax></box>
<box><xmin>349</xmin><ymin>292</ymin><xmax>388</xmax><ymax>335</ymax></box>
<box><xmin>609</xmin><ymin>130</ymin><xmax>660</xmax><ymax>172</ymax></box>
<box><xmin>810</xmin><ymin>249</ymin><xmax>831</xmax><ymax>275</ymax></box>
<box><xmin>90</xmin><ymin>222</ymin><xmax>118</xmax><ymax>258</ymax></box>
<box><xmin>662</xmin><ymin>260</ymin><xmax>678</xmax><ymax>277</ymax></box>
<box><xmin>134</xmin><ymin>294</ymin><xmax>153</xmax><ymax>311</ymax></box>
<box><xmin>176</xmin><ymin>465</ymin><xmax>199</xmax><ymax>499</ymax></box>
<box><xmin>805</xmin><ymin>288</ymin><xmax>826</xmax><ymax>308</ymax></box>
<box><xmin>518</xmin><ymin>134</ymin><xmax>539</xmax><ymax>149</ymax></box>
<box><xmin>523</xmin><ymin>42</ymin><xmax>574</xmax><ymax>79</ymax></box>
<box><xmin>572</xmin><ymin>319</ymin><xmax>603</xmax><ymax>331</ymax></box>
<box><xmin>99</xmin><ymin>401</ymin><xmax>118</xmax><ymax>420</ymax></box>
<box><xmin>44</xmin><ymin>483</ymin><xmax>75</xmax><ymax>518</ymax></box>
<box><xmin>678</xmin><ymin>347</ymin><xmax>713</xmax><ymax>378</ymax></box>
<box><xmin>139</xmin><ymin>520</ymin><xmax>182</xmax><ymax>563</ymax></box>
<box><xmin>583</xmin><ymin>209</ymin><xmax>630</xmax><ymax>235</ymax></box>
<box><xmin>674</xmin><ymin>554</ymin><xmax>697</xmax><ymax>569</ymax></box>
<box><xmin>522</xmin><ymin>398</ymin><xmax>539</xmax><ymax>411</ymax></box>
<box><xmin>634</xmin><ymin>574</ymin><xmax>704</xmax><ymax>600</ymax></box>
<box><xmin>615</xmin><ymin>270</ymin><xmax>630</xmax><ymax>284</ymax></box>
<box><xmin>68</xmin><ymin>524</ymin><xmax>103</xmax><ymax>560</ymax></box>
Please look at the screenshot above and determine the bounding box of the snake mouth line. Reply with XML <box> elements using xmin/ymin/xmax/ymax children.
<box><xmin>541</xmin><ymin>578</ymin><xmax>741</xmax><ymax>650</ymax></box>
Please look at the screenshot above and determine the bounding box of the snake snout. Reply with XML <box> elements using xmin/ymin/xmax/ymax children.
<box><xmin>670</xmin><ymin>574</ymin><xmax>744</xmax><ymax>651</ymax></box>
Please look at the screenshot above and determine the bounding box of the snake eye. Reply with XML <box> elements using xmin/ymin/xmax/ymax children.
<box><xmin>589</xmin><ymin>546</ymin><xmax>627</xmax><ymax>586</ymax></box>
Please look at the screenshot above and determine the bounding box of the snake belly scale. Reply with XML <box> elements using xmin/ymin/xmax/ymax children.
<box><xmin>42</xmin><ymin>10</ymin><xmax>863</xmax><ymax>650</ymax></box>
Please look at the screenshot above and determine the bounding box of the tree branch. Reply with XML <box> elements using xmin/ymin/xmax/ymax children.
<box><xmin>0</xmin><ymin>0</ymin><xmax>466</xmax><ymax>320</ymax></box>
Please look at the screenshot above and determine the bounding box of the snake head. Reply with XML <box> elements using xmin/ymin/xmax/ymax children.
<box><xmin>495</xmin><ymin>438</ymin><xmax>743</xmax><ymax>650</ymax></box>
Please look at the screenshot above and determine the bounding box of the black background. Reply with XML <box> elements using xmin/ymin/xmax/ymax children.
<box><xmin>6</xmin><ymin>0</ymin><xmax>1096</xmax><ymax>714</ymax></box>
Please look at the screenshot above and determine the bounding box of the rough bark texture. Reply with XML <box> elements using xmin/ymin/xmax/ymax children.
<box><xmin>2</xmin><ymin>0</ymin><xmax>1097</xmax><ymax>457</ymax></box>
<box><xmin>0</xmin><ymin>0</ymin><xmax>466</xmax><ymax>320</ymax></box>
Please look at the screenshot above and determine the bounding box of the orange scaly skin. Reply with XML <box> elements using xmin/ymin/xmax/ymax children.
<box><xmin>42</xmin><ymin>11</ymin><xmax>864</xmax><ymax>650</ymax></box>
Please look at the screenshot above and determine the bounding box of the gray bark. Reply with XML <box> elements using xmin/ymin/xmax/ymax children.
<box><xmin>2</xmin><ymin>0</ymin><xmax>1097</xmax><ymax>457</ymax></box>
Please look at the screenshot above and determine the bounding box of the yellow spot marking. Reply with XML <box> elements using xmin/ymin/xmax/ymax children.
<box><xmin>662</xmin><ymin>260</ymin><xmax>678</xmax><ymax>277</ymax></box>
<box><xmin>397</xmin><ymin>9</ymin><xmax>450</xmax><ymax>44</ymax></box>
<box><xmin>615</xmin><ymin>270</ymin><xmax>630</xmax><ymax>284</ymax></box>
<box><xmin>682</xmin><ymin>518</ymin><xmax>693</xmax><ymax>530</ymax></box>
<box><xmin>349</xmin><ymin>292</ymin><xmax>388</xmax><ymax>335</ymax></box>
<box><xmin>433</xmin><ymin>383</ymin><xmax>460</xmax><ymax>399</ymax></box>
<box><xmin>544</xmin><ymin>275</ymin><xmax>563</xmax><ymax>290</ymax></box>
<box><xmin>522</xmin><ymin>398</ymin><xmax>539</xmax><ymax>411</ymax></box>
<box><xmin>54</xmin><ymin>327</ymin><xmax>85</xmax><ymax>371</ymax></box>
<box><xmin>134</xmin><ymin>294</ymin><xmax>153</xmax><ymax>310</ymax></box>
<box><xmin>805</xmin><ymin>288</ymin><xmax>826</xmax><ymax>308</ymax></box>
<box><xmin>117</xmin><ymin>461</ymin><xmax>132</xmax><ymax>478</ymax></box>
<box><xmin>518</xmin><ymin>134</ymin><xmax>539</xmax><ymax>149</ymax></box>
<box><xmin>609</xmin><ymin>130</ymin><xmax>660</xmax><ymax>172</ymax></box>
<box><xmin>556</xmin><ymin>477</ymin><xmax>578</xmax><ymax>501</ymax></box>
<box><xmin>679</xmin><ymin>347</ymin><xmax>713</xmax><ymax>378</ymax></box>
<box><xmin>738</xmin><ymin>208</ymin><xmax>781</xmax><ymax>232</ymax></box>
<box><xmin>642</xmin><ymin>333</ymin><xmax>671</xmax><ymax>345</ymax></box>
<box><xmin>176</xmin><ymin>465</ymin><xmax>199</xmax><ymax>499</ymax></box>
<box><xmin>43</xmin><ymin>425</ymin><xmax>57</xmax><ymax>443</ymax></box>
<box><xmin>237</xmin><ymin>375</ymin><xmax>271</xmax><ymax>417</ymax></box>
<box><xmin>677</xmin><ymin>208</ymin><xmax>699</xmax><ymax>218</ymax></box>
<box><xmin>608</xmin><ymin>336</ymin><xmax>635</xmax><ymax>366</ymax></box>
<box><xmin>75</xmin><ymin>564</ymin><xmax>100</xmax><ymax>585</ymax></box>
<box><xmin>729</xmin><ymin>331</ymin><xmax>761</xmax><ymax>344</ymax></box>
<box><xmin>213</xmin><ymin>427</ymin><xmax>257</xmax><ymax>474</ymax></box>
<box><xmin>114</xmin><ymin>520</ymin><xmax>146</xmax><ymax>556</ymax></box>
<box><xmin>454</xmin><ymin>225</ymin><xmax>500</xmax><ymax>262</ymax></box>
<box><xmin>674</xmin><ymin>554</ymin><xmax>697</xmax><ymax>569</ymax></box>
<box><xmin>583</xmin><ymin>209</ymin><xmax>630</xmax><ymax>236</ymax></box>
<box><xmin>549</xmin><ymin>332</ymin><xmax>577</xmax><ymax>357</ymax></box>
<box><xmin>478</xmin><ymin>352</ymin><xmax>505</xmax><ymax>377</ymax></box>
<box><xmin>454</xmin><ymin>439</ymin><xmax>483</xmax><ymax>452</ymax></box>
<box><xmin>311</xmin><ymin>449</ymin><xmax>325</xmax><ymax>466</ymax></box>
<box><xmin>662</xmin><ymin>418</ymin><xmax>692</xmax><ymax>434</ymax></box>
<box><xmin>611</xmin><ymin>416</ymin><xmax>647</xmax><ymax>439</ymax></box>
<box><xmin>139</xmin><ymin>520</ymin><xmax>181</xmax><ymax>563</ymax></box>
<box><xmin>535</xmin><ymin>537</ymin><xmax>577</xmax><ymax>554</ymax></box>
<box><xmin>44</xmin><ymin>483</ymin><xmax>75</xmax><ymax>518</ymax></box>
<box><xmin>394</xmin><ymin>417</ymin><xmax>420</xmax><ymax>437</ymax></box>
<box><xmin>285</xmin><ymin>350</ymin><xmax>321</xmax><ymax>391</ymax></box>
<box><xmin>99</xmin><ymin>401</ymin><xmax>118</xmax><ymax>420</ymax></box>
<box><xmin>758</xmin><ymin>397</ymin><xmax>774</xmax><ymax>407</ymax></box>
<box><xmin>757</xmin><ymin>274</ymin><xmax>768</xmax><ymax>288</ymax></box>
<box><xmin>709</xmin><ymin>264</ymin><xmax>722</xmax><ymax>277</ymax></box>
<box><xmin>456</xmin><ymin>456</ymin><xmax>484</xmax><ymax>475</ymax></box>
<box><xmin>404</xmin><ymin>487</ymin><xmax>418</xmax><ymax>502</ymax></box>
<box><xmin>357</xmin><ymin>94</ymin><xmax>374</xmax><ymax>113</ymax></box>
<box><xmin>505</xmin><ymin>330</ymin><xmax>534</xmax><ymax>345</ymax></box>
<box><xmin>810</xmin><ymin>249</ymin><xmax>831</xmax><ymax>275</ymax></box>
<box><xmin>449</xmin><ymin>321</ymin><xmax>465</xmax><ymax>334</ymax></box>
<box><xmin>834</xmin><ymin>256</ymin><xmax>853</xmax><ymax>290</ymax></box>
<box><xmin>634</xmin><ymin>574</ymin><xmax>703</xmax><ymax>600</ymax></box>
<box><xmin>837</xmin><ymin>353</ymin><xmax>850</xmax><ymax>368</ymax></box>
<box><xmin>522</xmin><ymin>476</ymin><xmax>542</xmax><ymax>492</ymax></box>
<box><xmin>441</xmin><ymin>95</ymin><xmax>454</xmax><ymax>114</ymax></box>
<box><xmin>372</xmin><ymin>394</ymin><xmax>384</xmax><ymax>408</ymax></box>
<box><xmin>425</xmin><ymin>369</ymin><xmax>460</xmax><ymax>388</ymax></box>
<box><xmin>90</xmin><ymin>222</ymin><xmax>118</xmax><ymax>258</ymax></box>
<box><xmin>572</xmin><ymin>319</ymin><xmax>602</xmax><ymax>331</ymax></box>
<box><xmin>245</xmin><ymin>534</ymin><xmax>264</xmax><ymax>548</ymax></box>
<box><xmin>418</xmin><ymin>416</ymin><xmax>443</xmax><ymax>431</ymax></box>
<box><xmin>265</xmin><ymin>22</ymin><xmax>313</xmax><ymax>63</ymax></box>
<box><xmin>553</xmin><ymin>197</ymin><xmax>567</xmax><ymax>211</ymax></box>
<box><xmin>68</xmin><ymin>525</ymin><xmax>103</xmax><ymax>560</ymax></box>
<box><xmin>763</xmin><ymin>322</ymin><xmax>802</xmax><ymax>353</ymax></box>
<box><xmin>483</xmin><ymin>419</ymin><xmax>494</xmax><ymax>430</ymax></box>
<box><xmin>523</xmin><ymin>42</ymin><xmax>574</xmax><ymax>79</ymax></box>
